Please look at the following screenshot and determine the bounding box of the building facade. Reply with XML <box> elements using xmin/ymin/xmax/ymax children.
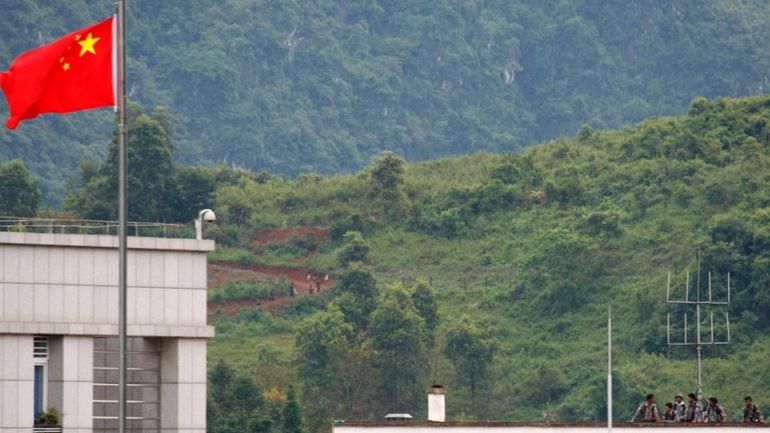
<box><xmin>0</xmin><ymin>231</ymin><xmax>214</xmax><ymax>433</ymax></box>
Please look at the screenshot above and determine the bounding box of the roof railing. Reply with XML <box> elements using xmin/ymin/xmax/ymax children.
<box><xmin>0</xmin><ymin>216</ymin><xmax>188</xmax><ymax>238</ymax></box>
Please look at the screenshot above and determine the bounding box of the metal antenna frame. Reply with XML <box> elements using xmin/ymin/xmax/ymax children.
<box><xmin>666</xmin><ymin>251</ymin><xmax>731</xmax><ymax>395</ymax></box>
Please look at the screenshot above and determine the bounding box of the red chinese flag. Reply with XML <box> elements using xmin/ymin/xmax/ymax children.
<box><xmin>0</xmin><ymin>17</ymin><xmax>115</xmax><ymax>130</ymax></box>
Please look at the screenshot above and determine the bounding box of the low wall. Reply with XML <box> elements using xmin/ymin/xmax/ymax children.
<box><xmin>333</xmin><ymin>422</ymin><xmax>769</xmax><ymax>433</ymax></box>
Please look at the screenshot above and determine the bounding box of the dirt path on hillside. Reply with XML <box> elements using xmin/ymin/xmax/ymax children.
<box><xmin>207</xmin><ymin>227</ymin><xmax>334</xmax><ymax>320</ymax></box>
<box><xmin>207</xmin><ymin>261</ymin><xmax>335</xmax><ymax>318</ymax></box>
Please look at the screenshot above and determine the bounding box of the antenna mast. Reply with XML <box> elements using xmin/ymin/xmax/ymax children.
<box><xmin>666</xmin><ymin>250</ymin><xmax>731</xmax><ymax>394</ymax></box>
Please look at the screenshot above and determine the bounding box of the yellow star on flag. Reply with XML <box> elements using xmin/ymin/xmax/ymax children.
<box><xmin>62</xmin><ymin>63</ymin><xmax>70</xmax><ymax>71</ymax></box>
<box><xmin>78</xmin><ymin>32</ymin><xmax>100</xmax><ymax>57</ymax></box>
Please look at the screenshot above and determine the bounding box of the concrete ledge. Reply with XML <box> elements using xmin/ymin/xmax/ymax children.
<box><xmin>334</xmin><ymin>423</ymin><xmax>770</xmax><ymax>428</ymax></box>
<box><xmin>0</xmin><ymin>322</ymin><xmax>215</xmax><ymax>338</ymax></box>
<box><xmin>0</xmin><ymin>232</ymin><xmax>215</xmax><ymax>252</ymax></box>
<box><xmin>332</xmin><ymin>423</ymin><xmax>770</xmax><ymax>433</ymax></box>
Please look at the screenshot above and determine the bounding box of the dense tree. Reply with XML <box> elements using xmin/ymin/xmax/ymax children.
<box><xmin>368</xmin><ymin>152</ymin><xmax>405</xmax><ymax>220</ymax></box>
<box><xmin>443</xmin><ymin>316</ymin><xmax>496</xmax><ymax>415</ymax></box>
<box><xmin>334</xmin><ymin>264</ymin><xmax>379</xmax><ymax>329</ymax></box>
<box><xmin>295</xmin><ymin>307</ymin><xmax>375</xmax><ymax>430</ymax></box>
<box><xmin>64</xmin><ymin>104</ymin><xmax>215</xmax><ymax>222</ymax></box>
<box><xmin>208</xmin><ymin>359</ymin><xmax>272</xmax><ymax>433</ymax></box>
<box><xmin>5</xmin><ymin>1</ymin><xmax>770</xmax><ymax>205</ymax></box>
<box><xmin>369</xmin><ymin>287</ymin><xmax>428</xmax><ymax>412</ymax></box>
<box><xmin>337</xmin><ymin>231</ymin><xmax>370</xmax><ymax>268</ymax></box>
<box><xmin>282</xmin><ymin>386</ymin><xmax>303</xmax><ymax>433</ymax></box>
<box><xmin>410</xmin><ymin>278</ymin><xmax>438</xmax><ymax>342</ymax></box>
<box><xmin>0</xmin><ymin>159</ymin><xmax>41</xmax><ymax>216</ymax></box>
<box><xmin>167</xmin><ymin>165</ymin><xmax>217</xmax><ymax>222</ymax></box>
<box><xmin>111</xmin><ymin>113</ymin><xmax>175</xmax><ymax>221</ymax></box>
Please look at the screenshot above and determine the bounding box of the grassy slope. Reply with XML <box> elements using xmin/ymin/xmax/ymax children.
<box><xmin>208</xmin><ymin>96</ymin><xmax>770</xmax><ymax>422</ymax></box>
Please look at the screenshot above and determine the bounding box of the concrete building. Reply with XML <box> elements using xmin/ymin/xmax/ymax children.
<box><xmin>0</xmin><ymin>231</ymin><xmax>214</xmax><ymax>433</ymax></box>
<box><xmin>333</xmin><ymin>423</ymin><xmax>769</xmax><ymax>433</ymax></box>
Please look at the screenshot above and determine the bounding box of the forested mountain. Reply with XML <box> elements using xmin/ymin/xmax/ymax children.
<box><xmin>2</xmin><ymin>0</ymin><xmax>770</xmax><ymax>203</ymax></box>
<box><xmin>201</xmin><ymin>96</ymin><xmax>770</xmax><ymax>431</ymax></box>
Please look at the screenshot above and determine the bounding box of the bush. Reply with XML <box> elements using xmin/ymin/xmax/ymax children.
<box><xmin>37</xmin><ymin>408</ymin><xmax>60</xmax><ymax>426</ymax></box>
<box><xmin>337</xmin><ymin>231</ymin><xmax>370</xmax><ymax>267</ymax></box>
<box><xmin>330</xmin><ymin>212</ymin><xmax>365</xmax><ymax>240</ymax></box>
<box><xmin>209</xmin><ymin>280</ymin><xmax>283</xmax><ymax>303</ymax></box>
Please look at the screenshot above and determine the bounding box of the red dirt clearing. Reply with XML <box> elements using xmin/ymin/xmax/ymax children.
<box><xmin>207</xmin><ymin>260</ymin><xmax>335</xmax><ymax>319</ymax></box>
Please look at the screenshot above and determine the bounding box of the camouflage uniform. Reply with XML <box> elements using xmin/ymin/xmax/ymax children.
<box><xmin>744</xmin><ymin>405</ymin><xmax>763</xmax><ymax>423</ymax></box>
<box><xmin>704</xmin><ymin>404</ymin><xmax>727</xmax><ymax>423</ymax></box>
<box><xmin>674</xmin><ymin>401</ymin><xmax>687</xmax><ymax>421</ymax></box>
<box><xmin>632</xmin><ymin>402</ymin><xmax>660</xmax><ymax>422</ymax></box>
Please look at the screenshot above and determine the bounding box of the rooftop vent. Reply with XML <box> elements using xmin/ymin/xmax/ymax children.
<box><xmin>428</xmin><ymin>384</ymin><xmax>446</xmax><ymax>422</ymax></box>
<box><xmin>384</xmin><ymin>413</ymin><xmax>413</xmax><ymax>422</ymax></box>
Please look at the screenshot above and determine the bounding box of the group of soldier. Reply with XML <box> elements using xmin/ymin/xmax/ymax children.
<box><xmin>631</xmin><ymin>393</ymin><xmax>763</xmax><ymax>423</ymax></box>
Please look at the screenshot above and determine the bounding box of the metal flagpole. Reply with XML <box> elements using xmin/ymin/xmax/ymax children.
<box><xmin>116</xmin><ymin>0</ymin><xmax>128</xmax><ymax>432</ymax></box>
<box><xmin>607</xmin><ymin>305</ymin><xmax>612</xmax><ymax>433</ymax></box>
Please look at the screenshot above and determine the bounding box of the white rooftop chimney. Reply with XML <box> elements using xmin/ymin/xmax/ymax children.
<box><xmin>428</xmin><ymin>384</ymin><xmax>445</xmax><ymax>422</ymax></box>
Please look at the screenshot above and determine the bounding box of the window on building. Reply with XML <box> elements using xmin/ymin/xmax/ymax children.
<box><xmin>33</xmin><ymin>336</ymin><xmax>49</xmax><ymax>423</ymax></box>
<box><xmin>93</xmin><ymin>337</ymin><xmax>161</xmax><ymax>433</ymax></box>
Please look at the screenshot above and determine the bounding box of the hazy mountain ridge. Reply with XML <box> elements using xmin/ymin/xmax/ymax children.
<box><xmin>2</xmin><ymin>0</ymin><xmax>769</xmax><ymax>205</ymax></box>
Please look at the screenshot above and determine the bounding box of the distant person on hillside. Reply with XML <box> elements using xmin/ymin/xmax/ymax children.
<box><xmin>673</xmin><ymin>393</ymin><xmax>687</xmax><ymax>421</ymax></box>
<box><xmin>289</xmin><ymin>282</ymin><xmax>297</xmax><ymax>297</ymax></box>
<box><xmin>682</xmin><ymin>393</ymin><xmax>701</xmax><ymax>422</ymax></box>
<box><xmin>662</xmin><ymin>403</ymin><xmax>676</xmax><ymax>422</ymax></box>
<box><xmin>631</xmin><ymin>394</ymin><xmax>661</xmax><ymax>422</ymax></box>
<box><xmin>743</xmin><ymin>396</ymin><xmax>763</xmax><ymax>423</ymax></box>
<box><xmin>704</xmin><ymin>397</ymin><xmax>727</xmax><ymax>423</ymax></box>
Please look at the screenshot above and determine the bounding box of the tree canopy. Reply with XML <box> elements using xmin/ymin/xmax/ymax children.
<box><xmin>3</xmin><ymin>1</ymin><xmax>770</xmax><ymax>204</ymax></box>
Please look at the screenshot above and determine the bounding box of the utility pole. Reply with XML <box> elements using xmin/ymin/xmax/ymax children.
<box><xmin>607</xmin><ymin>306</ymin><xmax>612</xmax><ymax>433</ymax></box>
<box><xmin>666</xmin><ymin>250</ymin><xmax>731</xmax><ymax>395</ymax></box>
<box><xmin>115</xmin><ymin>1</ymin><xmax>128</xmax><ymax>432</ymax></box>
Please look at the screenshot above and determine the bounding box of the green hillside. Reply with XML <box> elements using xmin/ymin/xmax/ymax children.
<box><xmin>3</xmin><ymin>0</ymin><xmax>770</xmax><ymax>203</ymax></box>
<box><xmin>203</xmin><ymin>96</ymin><xmax>770</xmax><ymax>432</ymax></box>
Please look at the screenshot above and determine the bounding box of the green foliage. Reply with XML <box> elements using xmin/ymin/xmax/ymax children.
<box><xmin>368</xmin><ymin>152</ymin><xmax>406</xmax><ymax>221</ymax></box>
<box><xmin>444</xmin><ymin>316</ymin><xmax>496</xmax><ymax>415</ymax></box>
<box><xmin>336</xmin><ymin>231</ymin><xmax>370</xmax><ymax>268</ymax></box>
<box><xmin>209</xmin><ymin>280</ymin><xmax>284</xmax><ymax>303</ymax></box>
<box><xmin>294</xmin><ymin>307</ymin><xmax>373</xmax><ymax>431</ymax></box>
<box><xmin>36</xmin><ymin>407</ymin><xmax>60</xmax><ymax>426</ymax></box>
<box><xmin>208</xmin><ymin>359</ymin><xmax>274</xmax><ymax>433</ymax></box>
<box><xmin>0</xmin><ymin>159</ymin><xmax>41</xmax><ymax>216</ymax></box>
<box><xmin>369</xmin><ymin>286</ymin><xmax>428</xmax><ymax>412</ymax></box>
<box><xmin>282</xmin><ymin>386</ymin><xmax>304</xmax><ymax>433</ymax></box>
<box><xmin>64</xmin><ymin>104</ymin><xmax>215</xmax><ymax>222</ymax></box>
<box><xmin>334</xmin><ymin>264</ymin><xmax>379</xmax><ymax>329</ymax></box>
<box><xmin>410</xmin><ymin>278</ymin><xmax>438</xmax><ymax>339</ymax></box>
<box><xmin>208</xmin><ymin>95</ymin><xmax>770</xmax><ymax>428</ymax></box>
<box><xmin>523</xmin><ymin>228</ymin><xmax>601</xmax><ymax>315</ymax></box>
<box><xmin>329</xmin><ymin>211</ymin><xmax>365</xmax><ymax>241</ymax></box>
<box><xmin>5</xmin><ymin>1</ymin><xmax>770</xmax><ymax>206</ymax></box>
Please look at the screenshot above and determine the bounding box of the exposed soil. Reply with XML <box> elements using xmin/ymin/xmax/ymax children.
<box><xmin>207</xmin><ymin>226</ymin><xmax>335</xmax><ymax>321</ymax></box>
<box><xmin>207</xmin><ymin>260</ymin><xmax>334</xmax><ymax>321</ymax></box>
